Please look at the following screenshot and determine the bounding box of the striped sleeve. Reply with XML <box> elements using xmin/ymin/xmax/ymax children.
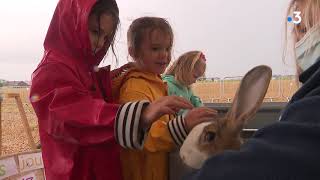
<box><xmin>168</xmin><ymin>115</ymin><xmax>188</xmax><ymax>146</ymax></box>
<box><xmin>114</xmin><ymin>100</ymin><xmax>150</xmax><ymax>149</ymax></box>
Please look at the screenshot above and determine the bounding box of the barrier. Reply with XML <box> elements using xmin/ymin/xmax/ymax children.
<box><xmin>222</xmin><ymin>76</ymin><xmax>242</xmax><ymax>102</ymax></box>
<box><xmin>264</xmin><ymin>76</ymin><xmax>281</xmax><ymax>102</ymax></box>
<box><xmin>280</xmin><ymin>76</ymin><xmax>299</xmax><ymax>101</ymax></box>
<box><xmin>193</xmin><ymin>76</ymin><xmax>298</xmax><ymax>103</ymax></box>
<box><xmin>192</xmin><ymin>77</ymin><xmax>222</xmax><ymax>103</ymax></box>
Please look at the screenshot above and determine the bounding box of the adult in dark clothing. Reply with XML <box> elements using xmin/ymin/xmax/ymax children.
<box><xmin>185</xmin><ymin>0</ymin><xmax>320</xmax><ymax>179</ymax></box>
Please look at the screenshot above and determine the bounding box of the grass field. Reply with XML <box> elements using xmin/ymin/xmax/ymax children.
<box><xmin>0</xmin><ymin>78</ymin><xmax>299</xmax><ymax>156</ymax></box>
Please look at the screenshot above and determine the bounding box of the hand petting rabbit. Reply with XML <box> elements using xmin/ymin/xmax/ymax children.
<box><xmin>180</xmin><ymin>65</ymin><xmax>272</xmax><ymax>169</ymax></box>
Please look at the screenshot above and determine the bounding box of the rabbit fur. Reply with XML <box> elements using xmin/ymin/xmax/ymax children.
<box><xmin>180</xmin><ymin>65</ymin><xmax>272</xmax><ymax>169</ymax></box>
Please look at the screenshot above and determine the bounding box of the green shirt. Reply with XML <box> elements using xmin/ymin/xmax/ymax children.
<box><xmin>162</xmin><ymin>75</ymin><xmax>203</xmax><ymax>115</ymax></box>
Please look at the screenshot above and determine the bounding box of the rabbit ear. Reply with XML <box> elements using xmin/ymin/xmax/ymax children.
<box><xmin>227</xmin><ymin>65</ymin><xmax>272</xmax><ymax>129</ymax></box>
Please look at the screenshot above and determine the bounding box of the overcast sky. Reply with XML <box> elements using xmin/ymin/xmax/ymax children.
<box><xmin>0</xmin><ymin>0</ymin><xmax>295</xmax><ymax>81</ymax></box>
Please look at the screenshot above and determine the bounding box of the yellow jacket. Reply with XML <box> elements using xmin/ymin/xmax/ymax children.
<box><xmin>118</xmin><ymin>68</ymin><xmax>184</xmax><ymax>180</ymax></box>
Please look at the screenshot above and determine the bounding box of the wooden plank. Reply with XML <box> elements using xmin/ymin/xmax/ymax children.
<box><xmin>12</xmin><ymin>95</ymin><xmax>36</xmax><ymax>150</ymax></box>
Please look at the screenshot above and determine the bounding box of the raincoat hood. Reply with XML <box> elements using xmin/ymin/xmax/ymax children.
<box><xmin>44</xmin><ymin>0</ymin><xmax>108</xmax><ymax>68</ymax></box>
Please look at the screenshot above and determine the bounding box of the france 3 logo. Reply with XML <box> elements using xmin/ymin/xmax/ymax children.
<box><xmin>287</xmin><ymin>11</ymin><xmax>302</xmax><ymax>25</ymax></box>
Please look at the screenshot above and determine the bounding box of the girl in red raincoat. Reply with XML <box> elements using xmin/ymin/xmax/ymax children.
<box><xmin>29</xmin><ymin>0</ymin><xmax>195</xmax><ymax>179</ymax></box>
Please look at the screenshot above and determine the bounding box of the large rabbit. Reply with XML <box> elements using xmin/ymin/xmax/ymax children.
<box><xmin>180</xmin><ymin>65</ymin><xmax>272</xmax><ymax>169</ymax></box>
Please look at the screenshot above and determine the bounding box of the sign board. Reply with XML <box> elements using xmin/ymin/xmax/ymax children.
<box><xmin>0</xmin><ymin>150</ymin><xmax>45</xmax><ymax>180</ymax></box>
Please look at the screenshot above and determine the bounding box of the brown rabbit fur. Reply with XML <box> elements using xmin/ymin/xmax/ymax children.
<box><xmin>180</xmin><ymin>65</ymin><xmax>272</xmax><ymax>169</ymax></box>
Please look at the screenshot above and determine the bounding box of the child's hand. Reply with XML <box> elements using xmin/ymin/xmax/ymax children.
<box><xmin>111</xmin><ymin>62</ymin><xmax>135</xmax><ymax>79</ymax></box>
<box><xmin>140</xmin><ymin>96</ymin><xmax>193</xmax><ymax>129</ymax></box>
<box><xmin>184</xmin><ymin>107</ymin><xmax>218</xmax><ymax>132</ymax></box>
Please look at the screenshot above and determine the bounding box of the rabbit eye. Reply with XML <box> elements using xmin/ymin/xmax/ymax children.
<box><xmin>204</xmin><ymin>132</ymin><xmax>216</xmax><ymax>142</ymax></box>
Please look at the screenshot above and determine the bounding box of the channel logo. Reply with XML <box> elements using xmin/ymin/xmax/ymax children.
<box><xmin>287</xmin><ymin>11</ymin><xmax>302</xmax><ymax>24</ymax></box>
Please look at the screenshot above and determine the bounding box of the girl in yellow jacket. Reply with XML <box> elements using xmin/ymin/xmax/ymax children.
<box><xmin>118</xmin><ymin>17</ymin><xmax>217</xmax><ymax>180</ymax></box>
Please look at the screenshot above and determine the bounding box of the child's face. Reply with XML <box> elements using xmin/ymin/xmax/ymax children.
<box><xmin>135</xmin><ymin>29</ymin><xmax>171</xmax><ymax>74</ymax></box>
<box><xmin>188</xmin><ymin>59</ymin><xmax>206</xmax><ymax>85</ymax></box>
<box><xmin>88</xmin><ymin>13</ymin><xmax>115</xmax><ymax>53</ymax></box>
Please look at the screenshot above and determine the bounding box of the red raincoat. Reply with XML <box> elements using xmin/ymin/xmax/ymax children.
<box><xmin>30</xmin><ymin>0</ymin><xmax>122</xmax><ymax>179</ymax></box>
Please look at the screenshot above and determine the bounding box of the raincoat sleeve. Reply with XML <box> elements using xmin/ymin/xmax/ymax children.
<box><xmin>119</xmin><ymin>78</ymin><xmax>188</xmax><ymax>152</ymax></box>
<box><xmin>31</xmin><ymin>63</ymin><xmax>149</xmax><ymax>148</ymax></box>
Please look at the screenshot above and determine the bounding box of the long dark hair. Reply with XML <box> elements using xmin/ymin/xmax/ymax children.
<box><xmin>90</xmin><ymin>0</ymin><xmax>120</xmax><ymax>62</ymax></box>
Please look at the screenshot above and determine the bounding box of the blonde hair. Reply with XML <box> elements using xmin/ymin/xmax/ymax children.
<box><xmin>284</xmin><ymin>0</ymin><xmax>320</xmax><ymax>58</ymax></box>
<box><xmin>283</xmin><ymin>0</ymin><xmax>320</xmax><ymax>80</ymax></box>
<box><xmin>165</xmin><ymin>51</ymin><xmax>206</xmax><ymax>87</ymax></box>
<box><xmin>127</xmin><ymin>17</ymin><xmax>174</xmax><ymax>60</ymax></box>
<box><xmin>287</xmin><ymin>0</ymin><xmax>320</xmax><ymax>42</ymax></box>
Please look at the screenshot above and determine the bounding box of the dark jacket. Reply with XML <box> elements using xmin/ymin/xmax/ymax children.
<box><xmin>185</xmin><ymin>59</ymin><xmax>320</xmax><ymax>180</ymax></box>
